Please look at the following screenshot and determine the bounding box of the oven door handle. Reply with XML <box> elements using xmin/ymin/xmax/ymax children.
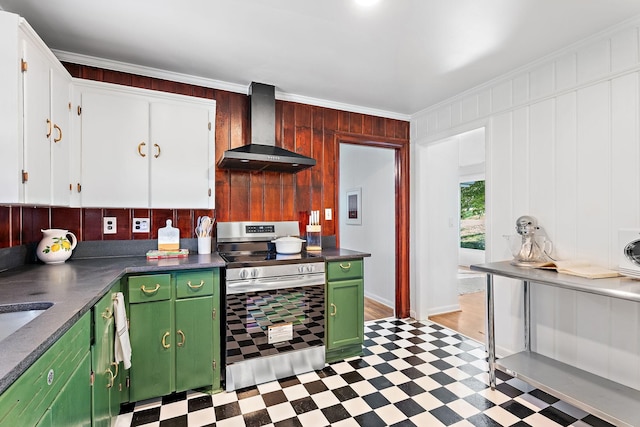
<box><xmin>227</xmin><ymin>274</ymin><xmax>324</xmax><ymax>294</ymax></box>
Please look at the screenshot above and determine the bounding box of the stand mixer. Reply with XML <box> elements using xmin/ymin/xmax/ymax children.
<box><xmin>505</xmin><ymin>215</ymin><xmax>553</xmax><ymax>267</ymax></box>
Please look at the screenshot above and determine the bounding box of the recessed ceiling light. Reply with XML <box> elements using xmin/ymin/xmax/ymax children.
<box><xmin>355</xmin><ymin>0</ymin><xmax>381</xmax><ymax>6</ymax></box>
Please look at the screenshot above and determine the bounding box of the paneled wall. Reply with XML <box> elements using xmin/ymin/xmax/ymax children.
<box><xmin>0</xmin><ymin>63</ymin><xmax>409</xmax><ymax>249</ymax></box>
<box><xmin>412</xmin><ymin>17</ymin><xmax>640</xmax><ymax>389</ymax></box>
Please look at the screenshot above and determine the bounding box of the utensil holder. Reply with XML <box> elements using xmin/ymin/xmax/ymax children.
<box><xmin>197</xmin><ymin>236</ymin><xmax>211</xmax><ymax>254</ymax></box>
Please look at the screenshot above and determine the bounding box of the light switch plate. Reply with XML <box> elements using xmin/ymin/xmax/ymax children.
<box><xmin>103</xmin><ymin>217</ymin><xmax>117</xmax><ymax>234</ymax></box>
<box><xmin>325</xmin><ymin>208</ymin><xmax>332</xmax><ymax>221</ymax></box>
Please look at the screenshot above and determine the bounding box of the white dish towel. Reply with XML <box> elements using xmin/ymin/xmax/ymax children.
<box><xmin>113</xmin><ymin>292</ymin><xmax>132</xmax><ymax>369</ymax></box>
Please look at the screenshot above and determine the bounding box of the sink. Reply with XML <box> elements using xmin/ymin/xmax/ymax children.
<box><xmin>0</xmin><ymin>302</ymin><xmax>54</xmax><ymax>342</ymax></box>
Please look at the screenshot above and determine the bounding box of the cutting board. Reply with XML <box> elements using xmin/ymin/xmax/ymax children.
<box><xmin>158</xmin><ymin>219</ymin><xmax>180</xmax><ymax>251</ymax></box>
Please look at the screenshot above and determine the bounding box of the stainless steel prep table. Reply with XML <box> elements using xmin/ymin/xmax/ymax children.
<box><xmin>471</xmin><ymin>261</ymin><xmax>640</xmax><ymax>427</ymax></box>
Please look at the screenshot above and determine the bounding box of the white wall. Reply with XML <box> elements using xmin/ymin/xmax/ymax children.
<box><xmin>411</xmin><ymin>17</ymin><xmax>640</xmax><ymax>390</ymax></box>
<box><xmin>416</xmin><ymin>139</ymin><xmax>460</xmax><ymax>315</ymax></box>
<box><xmin>339</xmin><ymin>144</ymin><xmax>395</xmax><ymax>310</ymax></box>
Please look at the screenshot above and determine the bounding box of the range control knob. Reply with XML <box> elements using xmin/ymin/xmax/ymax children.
<box><xmin>251</xmin><ymin>268</ymin><xmax>260</xmax><ymax>278</ymax></box>
<box><xmin>306</xmin><ymin>264</ymin><xmax>315</xmax><ymax>273</ymax></box>
<box><xmin>298</xmin><ymin>265</ymin><xmax>305</xmax><ymax>274</ymax></box>
<box><xmin>239</xmin><ymin>269</ymin><xmax>248</xmax><ymax>279</ymax></box>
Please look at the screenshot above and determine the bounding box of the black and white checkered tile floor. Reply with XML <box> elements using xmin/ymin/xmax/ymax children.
<box><xmin>115</xmin><ymin>318</ymin><xmax>614</xmax><ymax>427</ymax></box>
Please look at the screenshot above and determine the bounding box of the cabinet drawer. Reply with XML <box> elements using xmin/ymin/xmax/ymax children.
<box><xmin>128</xmin><ymin>274</ymin><xmax>171</xmax><ymax>303</ymax></box>
<box><xmin>175</xmin><ymin>269</ymin><xmax>218</xmax><ymax>299</ymax></box>
<box><xmin>0</xmin><ymin>312</ymin><xmax>90</xmax><ymax>427</ymax></box>
<box><xmin>327</xmin><ymin>259</ymin><xmax>363</xmax><ymax>281</ymax></box>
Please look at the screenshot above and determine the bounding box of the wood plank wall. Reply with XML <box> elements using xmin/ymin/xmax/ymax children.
<box><xmin>0</xmin><ymin>63</ymin><xmax>411</xmax><ymax>317</ymax></box>
<box><xmin>62</xmin><ymin>63</ymin><xmax>410</xmax><ymax>237</ymax></box>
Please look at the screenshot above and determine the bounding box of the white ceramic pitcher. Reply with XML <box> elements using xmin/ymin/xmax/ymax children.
<box><xmin>36</xmin><ymin>229</ymin><xmax>77</xmax><ymax>264</ymax></box>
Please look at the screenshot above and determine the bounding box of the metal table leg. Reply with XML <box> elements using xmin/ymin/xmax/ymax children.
<box><xmin>486</xmin><ymin>273</ymin><xmax>496</xmax><ymax>389</ymax></box>
<box><xmin>524</xmin><ymin>280</ymin><xmax>530</xmax><ymax>351</ymax></box>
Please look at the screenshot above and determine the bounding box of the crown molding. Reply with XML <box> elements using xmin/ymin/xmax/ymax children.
<box><xmin>54</xmin><ymin>50</ymin><xmax>410</xmax><ymax>122</ymax></box>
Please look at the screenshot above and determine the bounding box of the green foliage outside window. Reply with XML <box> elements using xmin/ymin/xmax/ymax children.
<box><xmin>460</xmin><ymin>181</ymin><xmax>485</xmax><ymax>250</ymax></box>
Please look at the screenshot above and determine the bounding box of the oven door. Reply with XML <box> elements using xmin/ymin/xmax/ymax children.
<box><xmin>225</xmin><ymin>278</ymin><xmax>325</xmax><ymax>365</ymax></box>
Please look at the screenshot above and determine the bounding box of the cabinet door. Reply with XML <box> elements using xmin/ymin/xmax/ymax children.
<box><xmin>92</xmin><ymin>287</ymin><xmax>124</xmax><ymax>427</ymax></box>
<box><xmin>128</xmin><ymin>300</ymin><xmax>173</xmax><ymax>402</ymax></box>
<box><xmin>175</xmin><ymin>296</ymin><xmax>214</xmax><ymax>392</ymax></box>
<box><xmin>0</xmin><ymin>13</ymin><xmax>21</xmax><ymax>204</ymax></box>
<box><xmin>47</xmin><ymin>351</ymin><xmax>92</xmax><ymax>427</ymax></box>
<box><xmin>326</xmin><ymin>279</ymin><xmax>364</xmax><ymax>350</ymax></box>
<box><xmin>80</xmin><ymin>89</ymin><xmax>149</xmax><ymax>207</ymax></box>
<box><xmin>149</xmin><ymin>102</ymin><xmax>213</xmax><ymax>208</ymax></box>
<box><xmin>50</xmin><ymin>66</ymin><xmax>71</xmax><ymax>205</ymax></box>
<box><xmin>21</xmin><ymin>35</ymin><xmax>51</xmax><ymax>204</ymax></box>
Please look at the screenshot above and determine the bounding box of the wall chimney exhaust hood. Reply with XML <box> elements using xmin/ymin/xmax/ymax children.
<box><xmin>217</xmin><ymin>82</ymin><xmax>316</xmax><ymax>173</ymax></box>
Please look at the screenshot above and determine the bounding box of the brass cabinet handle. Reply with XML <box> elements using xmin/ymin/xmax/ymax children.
<box><xmin>140</xmin><ymin>283</ymin><xmax>160</xmax><ymax>294</ymax></box>
<box><xmin>177</xmin><ymin>330</ymin><xmax>185</xmax><ymax>347</ymax></box>
<box><xmin>138</xmin><ymin>142</ymin><xmax>146</xmax><ymax>157</ymax></box>
<box><xmin>153</xmin><ymin>143</ymin><xmax>161</xmax><ymax>158</ymax></box>
<box><xmin>330</xmin><ymin>303</ymin><xmax>337</xmax><ymax>316</ymax></box>
<box><xmin>339</xmin><ymin>262</ymin><xmax>352</xmax><ymax>271</ymax></box>
<box><xmin>187</xmin><ymin>279</ymin><xmax>205</xmax><ymax>289</ymax></box>
<box><xmin>46</xmin><ymin>119</ymin><xmax>52</xmax><ymax>138</ymax></box>
<box><xmin>161</xmin><ymin>331</ymin><xmax>171</xmax><ymax>349</ymax></box>
<box><xmin>101</xmin><ymin>307</ymin><xmax>113</xmax><ymax>319</ymax></box>
<box><xmin>53</xmin><ymin>124</ymin><xmax>62</xmax><ymax>143</ymax></box>
<box><xmin>106</xmin><ymin>362</ymin><xmax>118</xmax><ymax>389</ymax></box>
<box><xmin>106</xmin><ymin>368</ymin><xmax>114</xmax><ymax>389</ymax></box>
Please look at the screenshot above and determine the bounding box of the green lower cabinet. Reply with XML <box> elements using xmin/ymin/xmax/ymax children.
<box><xmin>38</xmin><ymin>351</ymin><xmax>92</xmax><ymax>427</ymax></box>
<box><xmin>326</xmin><ymin>259</ymin><xmax>365</xmax><ymax>363</ymax></box>
<box><xmin>175</xmin><ymin>296</ymin><xmax>214</xmax><ymax>391</ymax></box>
<box><xmin>129</xmin><ymin>300</ymin><xmax>173</xmax><ymax>402</ymax></box>
<box><xmin>0</xmin><ymin>312</ymin><xmax>91</xmax><ymax>427</ymax></box>
<box><xmin>92</xmin><ymin>282</ymin><xmax>126</xmax><ymax>427</ymax></box>
<box><xmin>127</xmin><ymin>269</ymin><xmax>221</xmax><ymax>402</ymax></box>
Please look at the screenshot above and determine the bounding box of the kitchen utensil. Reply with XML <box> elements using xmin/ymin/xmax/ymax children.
<box><xmin>158</xmin><ymin>219</ymin><xmax>180</xmax><ymax>251</ymax></box>
<box><xmin>271</xmin><ymin>236</ymin><xmax>305</xmax><ymax>254</ymax></box>
<box><xmin>195</xmin><ymin>216</ymin><xmax>213</xmax><ymax>238</ymax></box>
<box><xmin>36</xmin><ymin>229</ymin><xmax>77</xmax><ymax>264</ymax></box>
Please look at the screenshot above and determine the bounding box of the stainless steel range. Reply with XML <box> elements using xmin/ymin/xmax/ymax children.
<box><xmin>217</xmin><ymin>221</ymin><xmax>325</xmax><ymax>391</ymax></box>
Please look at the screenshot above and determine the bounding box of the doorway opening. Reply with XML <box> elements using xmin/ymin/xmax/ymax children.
<box><xmin>334</xmin><ymin>133</ymin><xmax>410</xmax><ymax>320</ymax></box>
<box><xmin>427</xmin><ymin>127</ymin><xmax>486</xmax><ymax>342</ymax></box>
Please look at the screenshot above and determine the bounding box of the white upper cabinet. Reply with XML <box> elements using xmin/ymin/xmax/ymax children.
<box><xmin>0</xmin><ymin>11</ymin><xmax>72</xmax><ymax>205</ymax></box>
<box><xmin>0</xmin><ymin>12</ymin><xmax>22</xmax><ymax>204</ymax></box>
<box><xmin>22</xmin><ymin>32</ymin><xmax>72</xmax><ymax>205</ymax></box>
<box><xmin>1</xmin><ymin>10</ymin><xmax>216</xmax><ymax>209</ymax></box>
<box><xmin>76</xmin><ymin>81</ymin><xmax>216</xmax><ymax>209</ymax></box>
<box><xmin>149</xmin><ymin>102</ymin><xmax>215</xmax><ymax>208</ymax></box>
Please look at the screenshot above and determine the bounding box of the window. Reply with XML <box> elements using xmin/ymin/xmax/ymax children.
<box><xmin>460</xmin><ymin>180</ymin><xmax>485</xmax><ymax>250</ymax></box>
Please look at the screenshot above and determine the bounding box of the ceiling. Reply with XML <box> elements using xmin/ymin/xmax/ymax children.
<box><xmin>2</xmin><ymin>0</ymin><xmax>640</xmax><ymax>117</ymax></box>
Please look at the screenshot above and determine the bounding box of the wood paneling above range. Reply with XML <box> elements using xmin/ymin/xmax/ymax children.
<box><xmin>0</xmin><ymin>63</ymin><xmax>409</xmax><ymax>249</ymax></box>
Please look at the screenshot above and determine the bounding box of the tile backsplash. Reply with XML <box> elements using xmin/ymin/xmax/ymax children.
<box><xmin>0</xmin><ymin>206</ymin><xmax>215</xmax><ymax>249</ymax></box>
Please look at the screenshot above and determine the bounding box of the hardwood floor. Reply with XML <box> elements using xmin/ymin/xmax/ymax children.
<box><xmin>428</xmin><ymin>291</ymin><xmax>486</xmax><ymax>343</ymax></box>
<box><xmin>364</xmin><ymin>297</ymin><xmax>394</xmax><ymax>321</ymax></box>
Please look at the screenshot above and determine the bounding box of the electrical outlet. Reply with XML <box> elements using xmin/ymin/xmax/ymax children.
<box><xmin>325</xmin><ymin>208</ymin><xmax>332</xmax><ymax>221</ymax></box>
<box><xmin>103</xmin><ymin>217</ymin><xmax>117</xmax><ymax>234</ymax></box>
<box><xmin>133</xmin><ymin>218</ymin><xmax>150</xmax><ymax>233</ymax></box>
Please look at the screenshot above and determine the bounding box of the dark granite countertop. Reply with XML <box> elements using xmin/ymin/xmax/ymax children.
<box><xmin>0</xmin><ymin>242</ymin><xmax>369</xmax><ymax>395</ymax></box>
<box><xmin>314</xmin><ymin>247</ymin><xmax>371</xmax><ymax>260</ymax></box>
<box><xmin>0</xmin><ymin>253</ymin><xmax>225</xmax><ymax>395</ymax></box>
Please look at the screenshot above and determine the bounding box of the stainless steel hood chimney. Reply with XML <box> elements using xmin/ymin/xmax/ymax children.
<box><xmin>217</xmin><ymin>82</ymin><xmax>316</xmax><ymax>173</ymax></box>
